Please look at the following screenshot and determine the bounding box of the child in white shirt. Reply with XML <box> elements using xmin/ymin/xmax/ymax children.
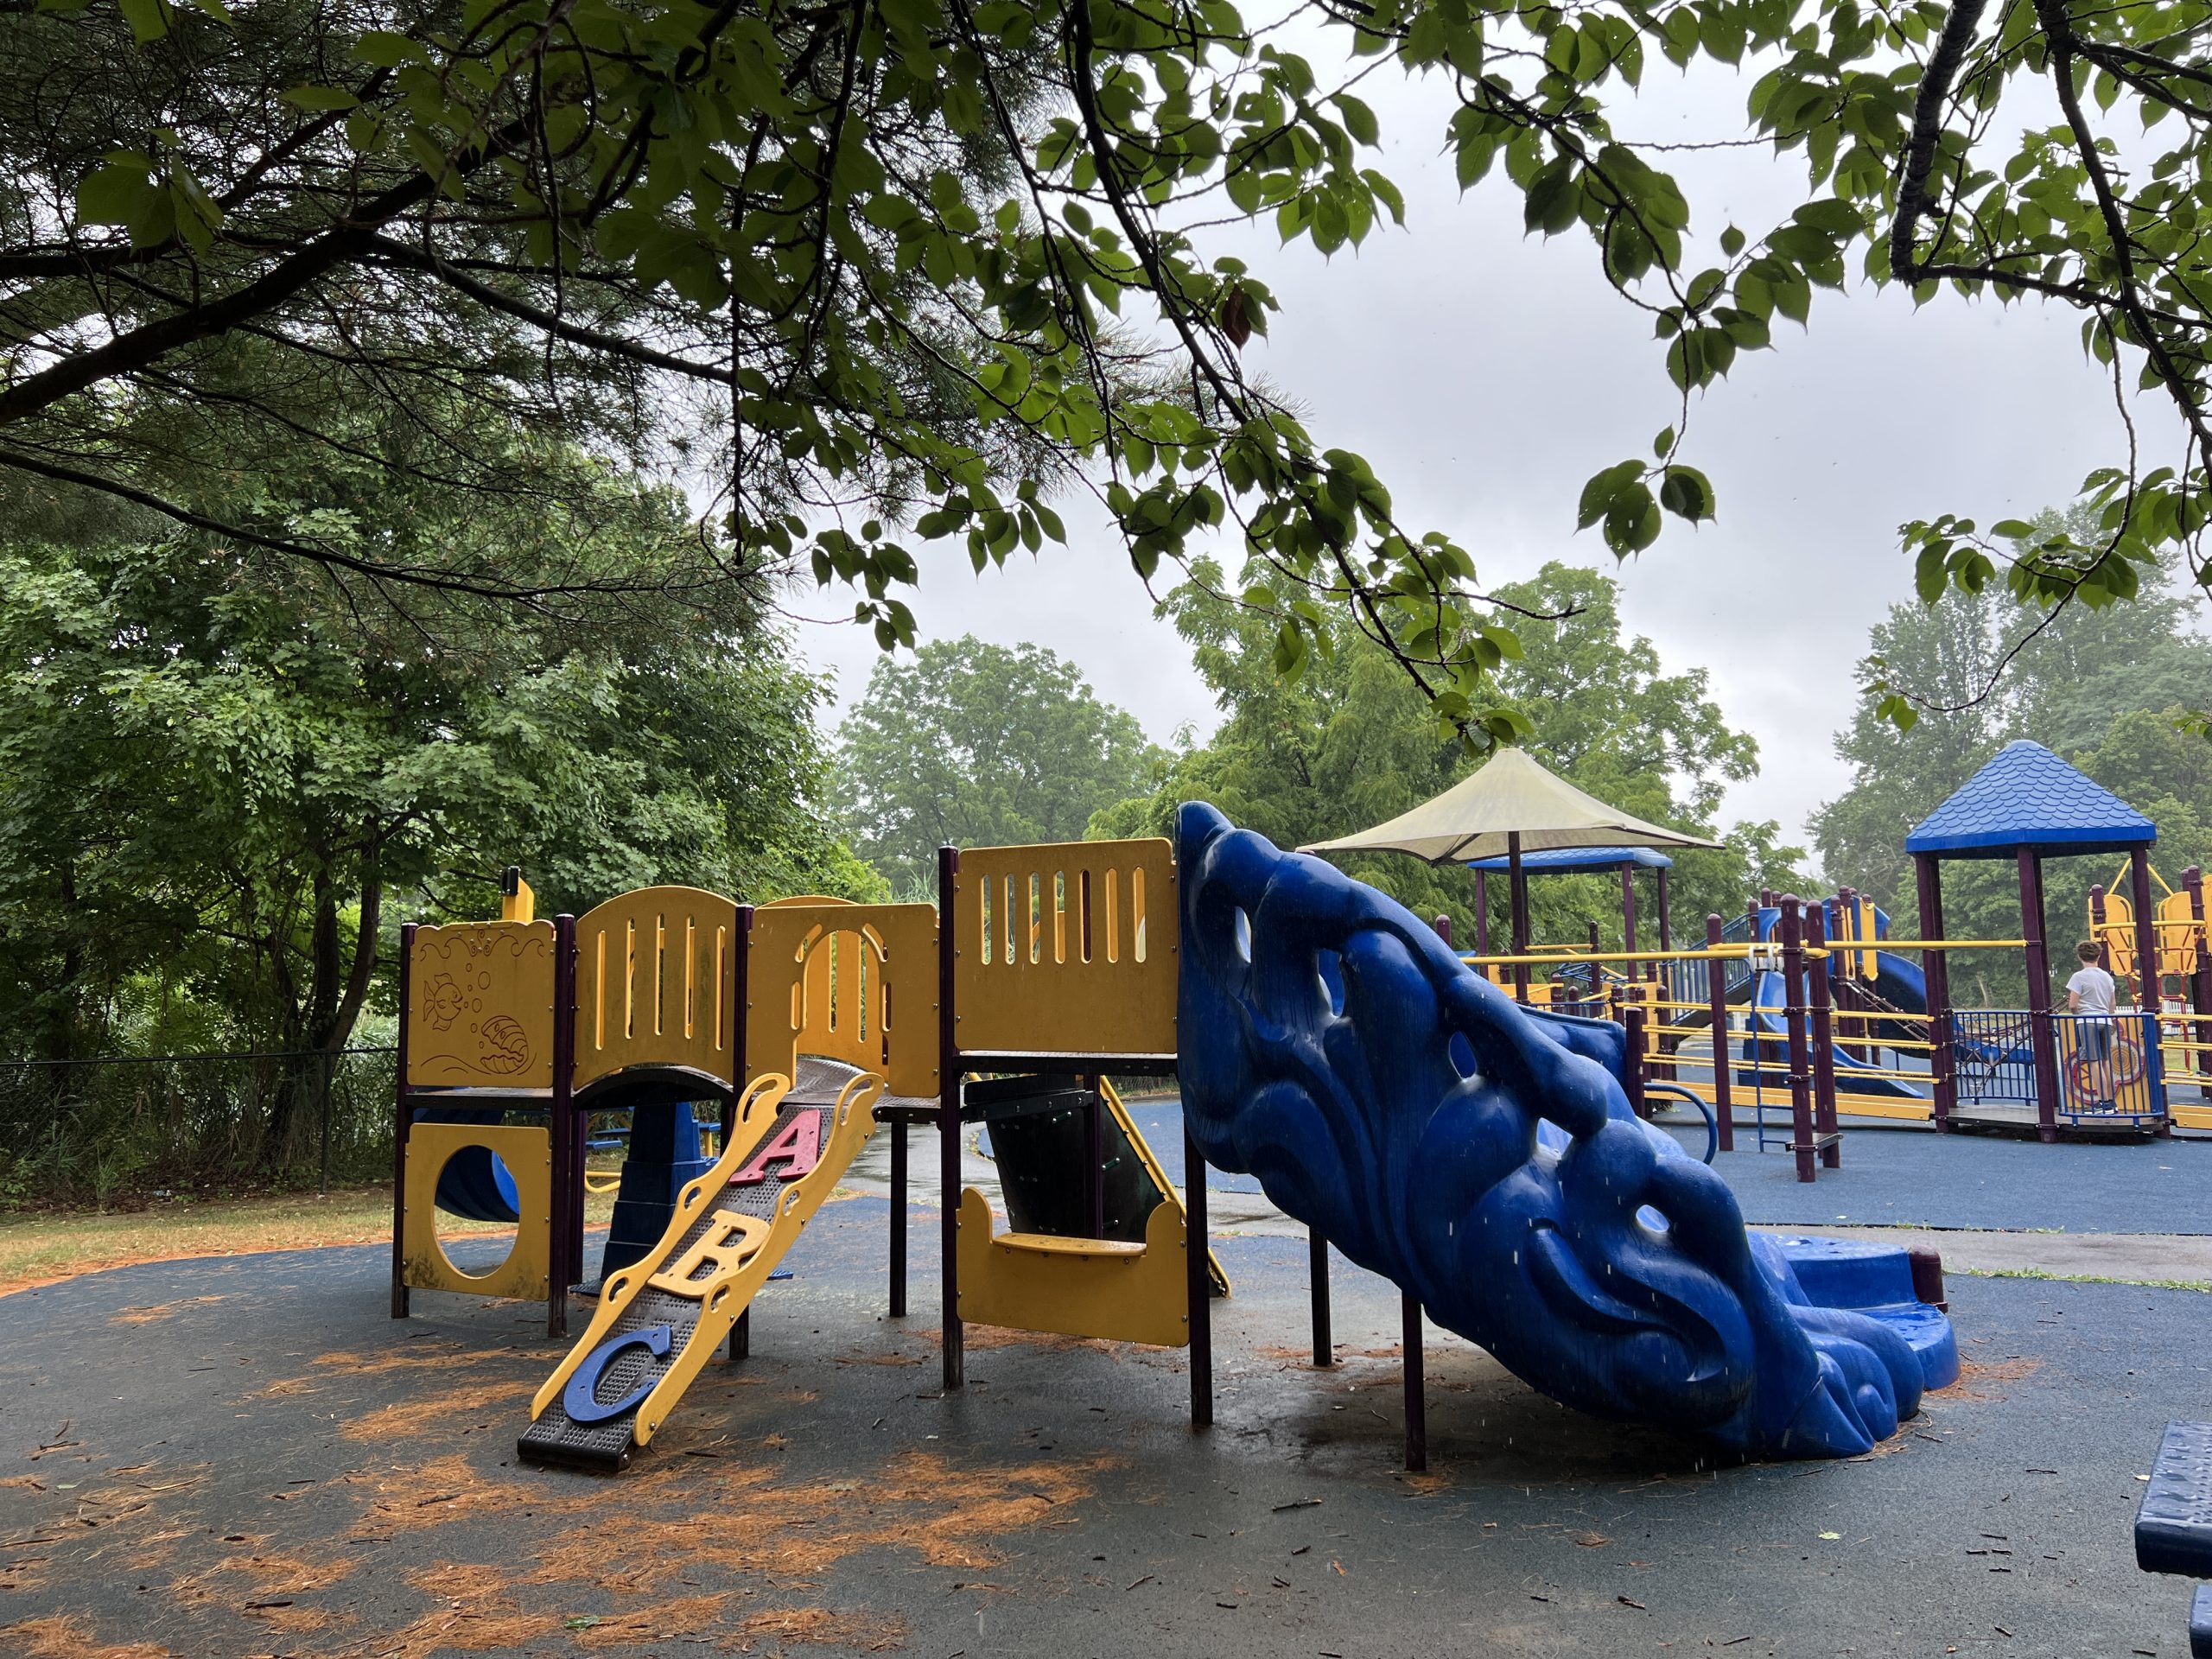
<box><xmin>2066</xmin><ymin>940</ymin><xmax>2118</xmax><ymax>1068</ymax></box>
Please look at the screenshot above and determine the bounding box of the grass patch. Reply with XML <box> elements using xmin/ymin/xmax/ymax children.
<box><xmin>0</xmin><ymin>1183</ymin><xmax>617</xmax><ymax>1298</ymax></box>
<box><xmin>1953</xmin><ymin>1266</ymin><xmax>2212</xmax><ymax>1292</ymax></box>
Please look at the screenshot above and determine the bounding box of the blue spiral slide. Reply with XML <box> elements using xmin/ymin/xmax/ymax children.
<box><xmin>1177</xmin><ymin>804</ymin><xmax>1955</xmax><ymax>1459</ymax></box>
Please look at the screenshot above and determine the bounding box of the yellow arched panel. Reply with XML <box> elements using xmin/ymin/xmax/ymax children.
<box><xmin>575</xmin><ymin>887</ymin><xmax>740</xmax><ymax>1093</ymax></box>
<box><xmin>407</xmin><ymin>921</ymin><xmax>556</xmax><ymax>1089</ymax></box>
<box><xmin>953</xmin><ymin>840</ymin><xmax>1178</xmax><ymax>1058</ymax></box>
<box><xmin>748</xmin><ymin>902</ymin><xmax>938</xmax><ymax>1100</ymax></box>
<box><xmin>2158</xmin><ymin>889</ymin><xmax>2204</xmax><ymax>979</ymax></box>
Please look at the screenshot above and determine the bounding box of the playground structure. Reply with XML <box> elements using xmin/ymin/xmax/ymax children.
<box><xmin>391</xmin><ymin>816</ymin><xmax>1954</xmax><ymax>1473</ymax></box>
<box><xmin>1452</xmin><ymin>742</ymin><xmax>2212</xmax><ymax>1172</ymax></box>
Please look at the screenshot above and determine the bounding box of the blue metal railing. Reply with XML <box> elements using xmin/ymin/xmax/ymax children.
<box><xmin>1946</xmin><ymin>1008</ymin><xmax>2163</xmax><ymax>1121</ymax></box>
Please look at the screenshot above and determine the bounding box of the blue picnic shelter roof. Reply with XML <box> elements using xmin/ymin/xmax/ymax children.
<box><xmin>1904</xmin><ymin>740</ymin><xmax>2156</xmax><ymax>859</ymax></box>
<box><xmin>1463</xmin><ymin>845</ymin><xmax>1675</xmax><ymax>874</ymax></box>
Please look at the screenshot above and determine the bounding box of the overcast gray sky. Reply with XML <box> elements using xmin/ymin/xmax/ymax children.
<box><xmin>792</xmin><ymin>57</ymin><xmax>2126</xmax><ymax>853</ymax></box>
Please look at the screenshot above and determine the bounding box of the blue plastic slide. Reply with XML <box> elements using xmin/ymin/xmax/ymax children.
<box><xmin>1177</xmin><ymin>804</ymin><xmax>1950</xmax><ymax>1460</ymax></box>
<box><xmin>1745</xmin><ymin>970</ymin><xmax>1929</xmax><ymax>1100</ymax></box>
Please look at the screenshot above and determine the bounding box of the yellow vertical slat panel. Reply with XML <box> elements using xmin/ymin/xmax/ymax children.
<box><xmin>574</xmin><ymin>887</ymin><xmax>738</xmax><ymax>1093</ymax></box>
<box><xmin>747</xmin><ymin>903</ymin><xmax>938</xmax><ymax>1100</ymax></box>
<box><xmin>407</xmin><ymin>921</ymin><xmax>556</xmax><ymax>1089</ymax></box>
<box><xmin>954</xmin><ymin>840</ymin><xmax>1178</xmax><ymax>1058</ymax></box>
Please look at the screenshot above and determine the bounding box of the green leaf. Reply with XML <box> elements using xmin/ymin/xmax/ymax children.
<box><xmin>117</xmin><ymin>0</ymin><xmax>171</xmax><ymax>41</ymax></box>
<box><xmin>282</xmin><ymin>85</ymin><xmax>359</xmax><ymax>112</ymax></box>
<box><xmin>1335</xmin><ymin>93</ymin><xmax>1378</xmax><ymax>147</ymax></box>
<box><xmin>352</xmin><ymin>29</ymin><xmax>424</xmax><ymax>67</ymax></box>
<box><xmin>1602</xmin><ymin>481</ymin><xmax>1662</xmax><ymax>555</ymax></box>
<box><xmin>1658</xmin><ymin>465</ymin><xmax>1714</xmax><ymax>522</ymax></box>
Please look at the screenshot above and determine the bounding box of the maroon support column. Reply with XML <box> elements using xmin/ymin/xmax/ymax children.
<box><xmin>1508</xmin><ymin>831</ymin><xmax>1531</xmax><ymax>1004</ymax></box>
<box><xmin>2130</xmin><ymin>847</ymin><xmax>2168</xmax><ymax>1132</ymax></box>
<box><xmin>1804</xmin><ymin>902</ymin><xmax>1841</xmax><ymax>1168</ymax></box>
<box><xmin>2190</xmin><ymin>868</ymin><xmax>2212</xmax><ymax>1077</ymax></box>
<box><xmin>1623</xmin><ymin>1002</ymin><xmax>1649</xmax><ymax>1118</ymax></box>
<box><xmin>550</xmin><ymin>912</ymin><xmax>579</xmax><ymax>1338</ymax></box>
<box><xmin>391</xmin><ymin>921</ymin><xmax>416</xmax><ymax>1319</ymax></box>
<box><xmin>1705</xmin><ymin>913</ymin><xmax>1733</xmax><ymax>1152</ymax></box>
<box><xmin>2132</xmin><ymin>848</ymin><xmax>2163</xmax><ymax>1015</ymax></box>
<box><xmin>2018</xmin><ymin>848</ymin><xmax>2061</xmax><ymax>1142</ymax></box>
<box><xmin>1779</xmin><ymin>899</ymin><xmax>1817</xmax><ymax>1183</ymax></box>
<box><xmin>937</xmin><ymin>845</ymin><xmax>964</xmax><ymax>1391</ymax></box>
<box><xmin>1915</xmin><ymin>854</ymin><xmax>1955</xmax><ymax>1131</ymax></box>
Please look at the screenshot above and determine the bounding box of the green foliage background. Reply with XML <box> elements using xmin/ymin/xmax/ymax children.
<box><xmin>1814</xmin><ymin>523</ymin><xmax>2212</xmax><ymax>1007</ymax></box>
<box><xmin>0</xmin><ymin>467</ymin><xmax>877</xmax><ymax>1205</ymax></box>
<box><xmin>1094</xmin><ymin>563</ymin><xmax>1810</xmax><ymax>950</ymax></box>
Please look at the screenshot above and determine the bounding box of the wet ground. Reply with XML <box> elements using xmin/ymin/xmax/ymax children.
<box><xmin>3</xmin><ymin>1173</ymin><xmax>2208</xmax><ymax>1659</ymax></box>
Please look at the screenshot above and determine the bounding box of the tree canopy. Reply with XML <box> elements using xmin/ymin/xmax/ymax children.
<box><xmin>0</xmin><ymin>453</ymin><xmax>875</xmax><ymax>1193</ymax></box>
<box><xmin>832</xmin><ymin>636</ymin><xmax>1164</xmax><ymax>893</ymax></box>
<box><xmin>1095</xmin><ymin>562</ymin><xmax>1809</xmax><ymax>945</ymax></box>
<box><xmin>12</xmin><ymin>0</ymin><xmax>2212</xmax><ymax>739</ymax></box>
<box><xmin>1813</xmin><ymin>527</ymin><xmax>2212</xmax><ymax>999</ymax></box>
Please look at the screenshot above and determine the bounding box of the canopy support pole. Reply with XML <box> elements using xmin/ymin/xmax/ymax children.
<box><xmin>1915</xmin><ymin>854</ymin><xmax>1954</xmax><ymax>1132</ymax></box>
<box><xmin>2018</xmin><ymin>847</ymin><xmax>2061</xmax><ymax>1143</ymax></box>
<box><xmin>1508</xmin><ymin>831</ymin><xmax>1530</xmax><ymax>1004</ymax></box>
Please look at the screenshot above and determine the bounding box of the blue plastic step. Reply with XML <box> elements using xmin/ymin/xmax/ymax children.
<box><xmin>1772</xmin><ymin>1236</ymin><xmax>1958</xmax><ymax>1390</ymax></box>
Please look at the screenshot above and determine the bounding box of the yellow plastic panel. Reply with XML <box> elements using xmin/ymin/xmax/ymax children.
<box><xmin>401</xmin><ymin>1122</ymin><xmax>550</xmax><ymax>1300</ymax></box>
<box><xmin>408</xmin><ymin>922</ymin><xmax>556</xmax><ymax>1088</ymax></box>
<box><xmin>2158</xmin><ymin>889</ymin><xmax>2202</xmax><ymax>978</ymax></box>
<box><xmin>957</xmin><ymin>1188</ymin><xmax>1190</xmax><ymax>1345</ymax></box>
<box><xmin>953</xmin><ymin>839</ymin><xmax>1178</xmax><ymax>1058</ymax></box>
<box><xmin>748</xmin><ymin>903</ymin><xmax>938</xmax><ymax>1100</ymax></box>
<box><xmin>575</xmin><ymin>887</ymin><xmax>740</xmax><ymax>1093</ymax></box>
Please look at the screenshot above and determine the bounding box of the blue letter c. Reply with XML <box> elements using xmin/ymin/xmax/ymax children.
<box><xmin>563</xmin><ymin>1323</ymin><xmax>673</xmax><ymax>1425</ymax></box>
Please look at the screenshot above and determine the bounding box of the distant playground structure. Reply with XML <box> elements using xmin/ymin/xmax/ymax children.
<box><xmin>392</xmin><ymin>812</ymin><xmax>1956</xmax><ymax>1476</ymax></box>
<box><xmin>1400</xmin><ymin>741</ymin><xmax>2212</xmax><ymax>1173</ymax></box>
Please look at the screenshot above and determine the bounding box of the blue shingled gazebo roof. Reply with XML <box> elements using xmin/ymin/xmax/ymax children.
<box><xmin>1463</xmin><ymin>845</ymin><xmax>1675</xmax><ymax>873</ymax></box>
<box><xmin>1904</xmin><ymin>740</ymin><xmax>2156</xmax><ymax>859</ymax></box>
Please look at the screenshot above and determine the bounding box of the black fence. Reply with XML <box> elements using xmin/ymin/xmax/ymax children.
<box><xmin>0</xmin><ymin>1046</ymin><xmax>398</xmax><ymax>1205</ymax></box>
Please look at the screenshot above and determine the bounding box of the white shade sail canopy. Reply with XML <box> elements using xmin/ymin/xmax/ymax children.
<box><xmin>1297</xmin><ymin>747</ymin><xmax>1720</xmax><ymax>865</ymax></box>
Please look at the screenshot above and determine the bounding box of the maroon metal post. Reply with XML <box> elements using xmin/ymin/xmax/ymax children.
<box><xmin>1705</xmin><ymin>914</ymin><xmax>1733</xmax><ymax>1152</ymax></box>
<box><xmin>937</xmin><ymin>844</ymin><xmax>963</xmax><ymax>1391</ymax></box>
<box><xmin>1402</xmin><ymin>1294</ymin><xmax>1427</xmax><ymax>1473</ymax></box>
<box><xmin>1309</xmin><ymin>1229</ymin><xmax>1332</xmax><ymax>1368</ymax></box>
<box><xmin>2130</xmin><ymin>847</ymin><xmax>2169</xmax><ymax>1134</ymax></box>
<box><xmin>723</xmin><ymin>904</ymin><xmax>753</xmax><ymax>1150</ymax></box>
<box><xmin>2189</xmin><ymin>868</ymin><xmax>2211</xmax><ymax>1078</ymax></box>
<box><xmin>1185</xmin><ymin>1119</ymin><xmax>1213</xmax><ymax>1428</ymax></box>
<box><xmin>1778</xmin><ymin>899</ymin><xmax>1816</xmax><ymax>1183</ymax></box>
<box><xmin>550</xmin><ymin>912</ymin><xmax>579</xmax><ymax>1338</ymax></box>
<box><xmin>1623</xmin><ymin>1003</ymin><xmax>1649</xmax><ymax>1118</ymax></box>
<box><xmin>1804</xmin><ymin>903</ymin><xmax>1841</xmax><ymax>1169</ymax></box>
<box><xmin>1508</xmin><ymin>831</ymin><xmax>1531</xmax><ymax>1004</ymax></box>
<box><xmin>2018</xmin><ymin>849</ymin><xmax>2061</xmax><ymax>1142</ymax></box>
<box><xmin>2132</xmin><ymin>848</ymin><xmax>2163</xmax><ymax>1014</ymax></box>
<box><xmin>1914</xmin><ymin>854</ymin><xmax>1955</xmax><ymax>1131</ymax></box>
<box><xmin>391</xmin><ymin>920</ymin><xmax>416</xmax><ymax>1319</ymax></box>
